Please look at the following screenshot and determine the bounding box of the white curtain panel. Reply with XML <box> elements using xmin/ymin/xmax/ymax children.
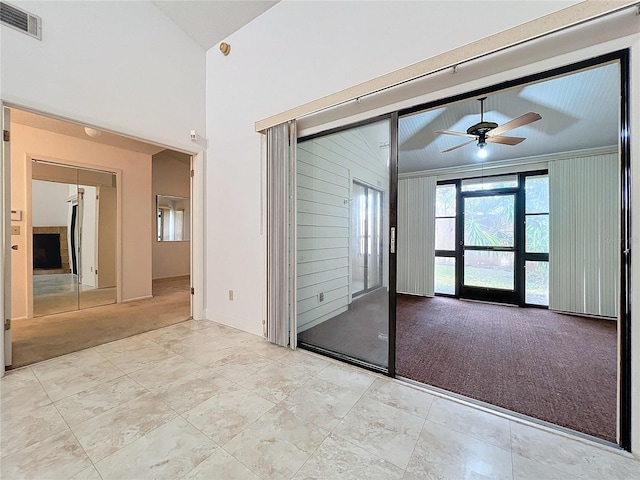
<box><xmin>266</xmin><ymin>121</ymin><xmax>296</xmax><ymax>346</ymax></box>
<box><xmin>549</xmin><ymin>153</ymin><xmax>619</xmax><ymax>317</ymax></box>
<box><xmin>397</xmin><ymin>176</ymin><xmax>436</xmax><ymax>296</ymax></box>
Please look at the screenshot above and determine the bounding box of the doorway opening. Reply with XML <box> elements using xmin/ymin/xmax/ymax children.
<box><xmin>288</xmin><ymin>50</ymin><xmax>630</xmax><ymax>448</ymax></box>
<box><xmin>435</xmin><ymin>172</ymin><xmax>550</xmax><ymax>306</ymax></box>
<box><xmin>395</xmin><ymin>54</ymin><xmax>627</xmax><ymax>445</ymax></box>
<box><xmin>5</xmin><ymin>107</ymin><xmax>195</xmax><ymax>368</ymax></box>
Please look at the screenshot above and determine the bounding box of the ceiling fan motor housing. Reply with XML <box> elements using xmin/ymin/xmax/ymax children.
<box><xmin>466</xmin><ymin>121</ymin><xmax>499</xmax><ymax>136</ymax></box>
<box><xmin>467</xmin><ymin>121</ymin><xmax>498</xmax><ymax>147</ymax></box>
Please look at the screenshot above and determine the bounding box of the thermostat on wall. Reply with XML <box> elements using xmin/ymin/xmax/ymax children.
<box><xmin>10</xmin><ymin>210</ymin><xmax>22</xmax><ymax>221</ymax></box>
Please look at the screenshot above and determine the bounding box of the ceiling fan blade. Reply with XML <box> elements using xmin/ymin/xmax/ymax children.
<box><xmin>436</xmin><ymin>129</ymin><xmax>476</xmax><ymax>139</ymax></box>
<box><xmin>441</xmin><ymin>139</ymin><xmax>476</xmax><ymax>153</ymax></box>
<box><xmin>487</xmin><ymin>135</ymin><xmax>526</xmax><ymax>146</ymax></box>
<box><xmin>489</xmin><ymin>112</ymin><xmax>542</xmax><ymax>137</ymax></box>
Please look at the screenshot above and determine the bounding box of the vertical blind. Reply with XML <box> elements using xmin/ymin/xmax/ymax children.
<box><xmin>266</xmin><ymin>121</ymin><xmax>295</xmax><ymax>346</ymax></box>
<box><xmin>397</xmin><ymin>176</ymin><xmax>436</xmax><ymax>296</ymax></box>
<box><xmin>549</xmin><ymin>153</ymin><xmax>619</xmax><ymax>317</ymax></box>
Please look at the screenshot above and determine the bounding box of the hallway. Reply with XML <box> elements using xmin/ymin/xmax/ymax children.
<box><xmin>10</xmin><ymin>276</ymin><xmax>190</xmax><ymax>368</ymax></box>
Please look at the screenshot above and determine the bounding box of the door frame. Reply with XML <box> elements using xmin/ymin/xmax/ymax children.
<box><xmin>439</xmin><ymin>171</ymin><xmax>551</xmax><ymax>307</ymax></box>
<box><xmin>1</xmin><ymin>103</ymin><xmax>205</xmax><ymax>373</ymax></box>
<box><xmin>294</xmin><ymin>113</ymin><xmax>398</xmax><ymax>375</ymax></box>
<box><xmin>395</xmin><ymin>49</ymin><xmax>631</xmax><ymax>450</ymax></box>
<box><xmin>458</xmin><ymin>188</ymin><xmax>519</xmax><ymax>304</ymax></box>
<box><xmin>1</xmin><ymin>104</ymin><xmax>11</xmax><ymax>375</ymax></box>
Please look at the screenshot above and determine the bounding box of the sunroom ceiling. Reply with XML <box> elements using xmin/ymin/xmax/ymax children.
<box><xmin>398</xmin><ymin>62</ymin><xmax>620</xmax><ymax>174</ymax></box>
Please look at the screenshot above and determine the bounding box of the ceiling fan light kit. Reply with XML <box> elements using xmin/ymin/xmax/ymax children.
<box><xmin>436</xmin><ymin>97</ymin><xmax>542</xmax><ymax>155</ymax></box>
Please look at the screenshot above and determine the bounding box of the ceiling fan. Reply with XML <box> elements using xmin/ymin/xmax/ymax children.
<box><xmin>436</xmin><ymin>97</ymin><xmax>542</xmax><ymax>156</ymax></box>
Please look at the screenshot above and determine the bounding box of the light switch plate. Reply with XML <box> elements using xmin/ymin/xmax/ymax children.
<box><xmin>10</xmin><ymin>210</ymin><xmax>21</xmax><ymax>221</ymax></box>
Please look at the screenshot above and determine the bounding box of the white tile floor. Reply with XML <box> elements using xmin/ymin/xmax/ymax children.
<box><xmin>1</xmin><ymin>319</ymin><xmax>639</xmax><ymax>479</ymax></box>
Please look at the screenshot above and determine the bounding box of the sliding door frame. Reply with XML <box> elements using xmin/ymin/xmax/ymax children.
<box><xmin>396</xmin><ymin>49</ymin><xmax>631</xmax><ymax>450</ymax></box>
<box><xmin>618</xmin><ymin>48</ymin><xmax>631</xmax><ymax>452</ymax></box>
<box><xmin>294</xmin><ymin>49</ymin><xmax>630</xmax><ymax>449</ymax></box>
<box><xmin>295</xmin><ymin>113</ymin><xmax>398</xmax><ymax>377</ymax></box>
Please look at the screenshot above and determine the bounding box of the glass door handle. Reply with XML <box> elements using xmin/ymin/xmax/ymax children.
<box><xmin>390</xmin><ymin>227</ymin><xmax>396</xmax><ymax>254</ymax></box>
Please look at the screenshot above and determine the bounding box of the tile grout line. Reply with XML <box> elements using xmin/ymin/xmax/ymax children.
<box><xmin>0</xmin><ymin>367</ymin><xmax>65</xmax><ymax>464</ymax></box>
<box><xmin>167</xmin><ymin>359</ymin><xmax>275</xmax><ymax>479</ymax></box>
<box><xmin>50</xmin><ymin>399</ymin><xmax>104</xmax><ymax>480</ymax></box>
<box><xmin>323</xmin><ymin>376</ymin><xmax>422</xmax><ymax>474</ymax></box>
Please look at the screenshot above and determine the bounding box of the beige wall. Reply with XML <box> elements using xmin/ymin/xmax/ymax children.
<box><xmin>152</xmin><ymin>150</ymin><xmax>190</xmax><ymax>280</ymax></box>
<box><xmin>10</xmin><ymin>123</ymin><xmax>153</xmax><ymax>318</ymax></box>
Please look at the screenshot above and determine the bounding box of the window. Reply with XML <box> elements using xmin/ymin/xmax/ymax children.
<box><xmin>524</xmin><ymin>174</ymin><xmax>549</xmax><ymax>305</ymax></box>
<box><xmin>461</xmin><ymin>175</ymin><xmax>518</xmax><ymax>192</ymax></box>
<box><xmin>434</xmin><ymin>183</ymin><xmax>456</xmax><ymax>295</ymax></box>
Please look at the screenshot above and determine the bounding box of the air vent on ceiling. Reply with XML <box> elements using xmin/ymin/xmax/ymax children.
<box><xmin>0</xmin><ymin>1</ymin><xmax>41</xmax><ymax>40</ymax></box>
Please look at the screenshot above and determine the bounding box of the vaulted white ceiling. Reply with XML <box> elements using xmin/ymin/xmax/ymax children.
<box><xmin>152</xmin><ymin>0</ymin><xmax>279</xmax><ymax>50</ymax></box>
<box><xmin>398</xmin><ymin>62</ymin><xmax>620</xmax><ymax>174</ymax></box>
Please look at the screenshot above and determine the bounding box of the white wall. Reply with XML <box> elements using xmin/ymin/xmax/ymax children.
<box><xmin>152</xmin><ymin>150</ymin><xmax>190</xmax><ymax>280</ymax></box>
<box><xmin>31</xmin><ymin>180</ymin><xmax>68</xmax><ymax>227</ymax></box>
<box><xmin>205</xmin><ymin>0</ymin><xmax>576</xmax><ymax>335</ymax></box>
<box><xmin>0</xmin><ymin>1</ymin><xmax>205</xmax><ymax>153</ymax></box>
<box><xmin>10</xmin><ymin>123</ymin><xmax>153</xmax><ymax>318</ymax></box>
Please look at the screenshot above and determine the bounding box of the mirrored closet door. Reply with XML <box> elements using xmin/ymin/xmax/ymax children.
<box><xmin>32</xmin><ymin>161</ymin><xmax>117</xmax><ymax>316</ymax></box>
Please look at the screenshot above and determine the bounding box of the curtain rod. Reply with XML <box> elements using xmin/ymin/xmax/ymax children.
<box><xmin>255</xmin><ymin>0</ymin><xmax>638</xmax><ymax>133</ymax></box>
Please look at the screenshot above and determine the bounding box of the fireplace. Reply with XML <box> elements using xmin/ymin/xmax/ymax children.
<box><xmin>32</xmin><ymin>227</ymin><xmax>71</xmax><ymax>274</ymax></box>
<box><xmin>33</xmin><ymin>234</ymin><xmax>62</xmax><ymax>269</ymax></box>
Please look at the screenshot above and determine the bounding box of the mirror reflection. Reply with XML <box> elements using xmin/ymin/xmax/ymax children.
<box><xmin>32</xmin><ymin>161</ymin><xmax>117</xmax><ymax>317</ymax></box>
<box><xmin>157</xmin><ymin>195</ymin><xmax>190</xmax><ymax>241</ymax></box>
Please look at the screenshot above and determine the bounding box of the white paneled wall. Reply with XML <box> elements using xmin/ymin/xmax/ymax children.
<box><xmin>296</xmin><ymin>127</ymin><xmax>389</xmax><ymax>332</ymax></box>
<box><xmin>549</xmin><ymin>153</ymin><xmax>619</xmax><ymax>317</ymax></box>
<box><xmin>397</xmin><ymin>177</ymin><xmax>436</xmax><ymax>296</ymax></box>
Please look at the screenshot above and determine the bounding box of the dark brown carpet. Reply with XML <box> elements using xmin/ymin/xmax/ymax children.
<box><xmin>396</xmin><ymin>295</ymin><xmax>617</xmax><ymax>442</ymax></box>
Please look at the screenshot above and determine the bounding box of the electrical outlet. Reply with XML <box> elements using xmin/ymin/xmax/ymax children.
<box><xmin>319</xmin><ymin>292</ymin><xmax>324</xmax><ymax>302</ymax></box>
<box><xmin>228</xmin><ymin>290</ymin><xmax>234</xmax><ymax>301</ymax></box>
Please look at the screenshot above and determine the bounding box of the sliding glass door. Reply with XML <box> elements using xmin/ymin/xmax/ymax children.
<box><xmin>351</xmin><ymin>181</ymin><xmax>383</xmax><ymax>296</ymax></box>
<box><xmin>296</xmin><ymin>118</ymin><xmax>393</xmax><ymax>370</ymax></box>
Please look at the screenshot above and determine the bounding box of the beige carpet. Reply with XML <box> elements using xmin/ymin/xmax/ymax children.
<box><xmin>9</xmin><ymin>276</ymin><xmax>191</xmax><ymax>369</ymax></box>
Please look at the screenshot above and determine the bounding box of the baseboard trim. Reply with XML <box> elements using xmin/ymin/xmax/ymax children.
<box><xmin>152</xmin><ymin>274</ymin><xmax>190</xmax><ymax>281</ymax></box>
<box><xmin>204</xmin><ymin>312</ymin><xmax>264</xmax><ymax>338</ymax></box>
